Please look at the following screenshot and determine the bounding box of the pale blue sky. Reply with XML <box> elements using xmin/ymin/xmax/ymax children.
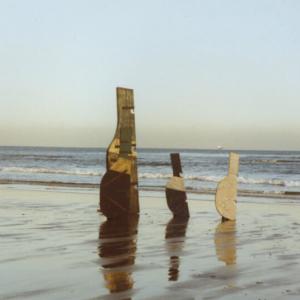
<box><xmin>0</xmin><ymin>0</ymin><xmax>299</xmax><ymax>149</ymax></box>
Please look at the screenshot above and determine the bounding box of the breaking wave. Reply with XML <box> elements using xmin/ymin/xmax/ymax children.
<box><xmin>139</xmin><ymin>173</ymin><xmax>300</xmax><ymax>187</ymax></box>
<box><xmin>250</xmin><ymin>159</ymin><xmax>300</xmax><ymax>164</ymax></box>
<box><xmin>1</xmin><ymin>167</ymin><xmax>300</xmax><ymax>187</ymax></box>
<box><xmin>138</xmin><ymin>161</ymin><xmax>170</xmax><ymax>166</ymax></box>
<box><xmin>0</xmin><ymin>167</ymin><xmax>102</xmax><ymax>176</ymax></box>
<box><xmin>238</xmin><ymin>177</ymin><xmax>300</xmax><ymax>187</ymax></box>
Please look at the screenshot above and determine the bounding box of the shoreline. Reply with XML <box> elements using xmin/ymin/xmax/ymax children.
<box><xmin>1</xmin><ymin>179</ymin><xmax>300</xmax><ymax>200</ymax></box>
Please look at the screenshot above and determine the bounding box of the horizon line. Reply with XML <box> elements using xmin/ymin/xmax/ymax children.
<box><xmin>1</xmin><ymin>144</ymin><xmax>300</xmax><ymax>152</ymax></box>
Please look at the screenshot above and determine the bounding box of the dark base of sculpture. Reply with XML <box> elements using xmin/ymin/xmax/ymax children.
<box><xmin>166</xmin><ymin>188</ymin><xmax>189</xmax><ymax>218</ymax></box>
<box><xmin>100</xmin><ymin>170</ymin><xmax>139</xmax><ymax>219</ymax></box>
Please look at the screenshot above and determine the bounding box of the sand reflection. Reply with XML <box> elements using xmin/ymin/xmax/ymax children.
<box><xmin>98</xmin><ymin>216</ymin><xmax>139</xmax><ymax>296</ymax></box>
<box><xmin>165</xmin><ymin>216</ymin><xmax>189</xmax><ymax>281</ymax></box>
<box><xmin>214</xmin><ymin>220</ymin><xmax>237</xmax><ymax>265</ymax></box>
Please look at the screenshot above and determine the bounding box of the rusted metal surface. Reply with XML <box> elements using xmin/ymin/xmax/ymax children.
<box><xmin>165</xmin><ymin>153</ymin><xmax>189</xmax><ymax>218</ymax></box>
<box><xmin>100</xmin><ymin>88</ymin><xmax>139</xmax><ymax>218</ymax></box>
<box><xmin>215</xmin><ymin>152</ymin><xmax>239</xmax><ymax>221</ymax></box>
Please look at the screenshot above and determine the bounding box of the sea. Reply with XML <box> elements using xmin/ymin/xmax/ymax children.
<box><xmin>0</xmin><ymin>146</ymin><xmax>300</xmax><ymax>197</ymax></box>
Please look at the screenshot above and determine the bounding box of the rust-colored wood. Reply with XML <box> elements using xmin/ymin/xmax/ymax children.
<box><xmin>170</xmin><ymin>153</ymin><xmax>182</xmax><ymax>176</ymax></box>
<box><xmin>100</xmin><ymin>88</ymin><xmax>139</xmax><ymax>218</ymax></box>
<box><xmin>165</xmin><ymin>153</ymin><xmax>189</xmax><ymax>218</ymax></box>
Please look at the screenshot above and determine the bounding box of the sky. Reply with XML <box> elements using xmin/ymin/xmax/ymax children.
<box><xmin>0</xmin><ymin>0</ymin><xmax>299</xmax><ymax>150</ymax></box>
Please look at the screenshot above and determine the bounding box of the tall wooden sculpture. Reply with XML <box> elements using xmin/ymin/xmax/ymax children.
<box><xmin>100</xmin><ymin>87</ymin><xmax>139</xmax><ymax>219</ymax></box>
<box><xmin>215</xmin><ymin>152</ymin><xmax>239</xmax><ymax>221</ymax></box>
<box><xmin>165</xmin><ymin>153</ymin><xmax>189</xmax><ymax>218</ymax></box>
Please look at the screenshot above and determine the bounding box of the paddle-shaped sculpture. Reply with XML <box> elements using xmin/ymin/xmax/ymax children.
<box><xmin>165</xmin><ymin>153</ymin><xmax>189</xmax><ymax>218</ymax></box>
<box><xmin>100</xmin><ymin>88</ymin><xmax>139</xmax><ymax>219</ymax></box>
<box><xmin>215</xmin><ymin>152</ymin><xmax>239</xmax><ymax>221</ymax></box>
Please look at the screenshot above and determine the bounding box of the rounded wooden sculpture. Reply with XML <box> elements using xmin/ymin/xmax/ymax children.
<box><xmin>165</xmin><ymin>153</ymin><xmax>189</xmax><ymax>218</ymax></box>
<box><xmin>215</xmin><ymin>175</ymin><xmax>237</xmax><ymax>221</ymax></box>
<box><xmin>100</xmin><ymin>88</ymin><xmax>139</xmax><ymax>219</ymax></box>
<box><xmin>215</xmin><ymin>152</ymin><xmax>239</xmax><ymax>221</ymax></box>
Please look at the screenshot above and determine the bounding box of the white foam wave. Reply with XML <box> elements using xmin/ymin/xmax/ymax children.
<box><xmin>185</xmin><ymin>175</ymin><xmax>222</xmax><ymax>182</ymax></box>
<box><xmin>251</xmin><ymin>159</ymin><xmax>300</xmax><ymax>164</ymax></box>
<box><xmin>2</xmin><ymin>167</ymin><xmax>300</xmax><ymax>188</ymax></box>
<box><xmin>139</xmin><ymin>173</ymin><xmax>171</xmax><ymax>179</ymax></box>
<box><xmin>0</xmin><ymin>167</ymin><xmax>102</xmax><ymax>176</ymax></box>
<box><xmin>238</xmin><ymin>176</ymin><xmax>300</xmax><ymax>187</ymax></box>
<box><xmin>251</xmin><ymin>159</ymin><xmax>278</xmax><ymax>164</ymax></box>
<box><xmin>140</xmin><ymin>173</ymin><xmax>300</xmax><ymax>187</ymax></box>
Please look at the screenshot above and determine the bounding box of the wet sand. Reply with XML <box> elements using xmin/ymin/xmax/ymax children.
<box><xmin>1</xmin><ymin>186</ymin><xmax>300</xmax><ymax>299</ymax></box>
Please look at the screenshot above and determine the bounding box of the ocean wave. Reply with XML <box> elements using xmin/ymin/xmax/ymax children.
<box><xmin>139</xmin><ymin>173</ymin><xmax>300</xmax><ymax>187</ymax></box>
<box><xmin>138</xmin><ymin>161</ymin><xmax>170</xmax><ymax>166</ymax></box>
<box><xmin>238</xmin><ymin>177</ymin><xmax>300</xmax><ymax>187</ymax></box>
<box><xmin>139</xmin><ymin>173</ymin><xmax>170</xmax><ymax>179</ymax></box>
<box><xmin>0</xmin><ymin>167</ymin><xmax>102</xmax><ymax>176</ymax></box>
<box><xmin>184</xmin><ymin>175</ymin><xmax>300</xmax><ymax>187</ymax></box>
<box><xmin>250</xmin><ymin>159</ymin><xmax>300</xmax><ymax>164</ymax></box>
<box><xmin>1</xmin><ymin>180</ymin><xmax>300</xmax><ymax>200</ymax></box>
<box><xmin>0</xmin><ymin>154</ymin><xmax>76</xmax><ymax>160</ymax></box>
<box><xmin>1</xmin><ymin>167</ymin><xmax>300</xmax><ymax>188</ymax></box>
<box><xmin>139</xmin><ymin>174</ymin><xmax>223</xmax><ymax>182</ymax></box>
<box><xmin>185</xmin><ymin>175</ymin><xmax>222</xmax><ymax>182</ymax></box>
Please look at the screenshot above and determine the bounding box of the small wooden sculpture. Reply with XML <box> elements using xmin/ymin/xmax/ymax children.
<box><xmin>100</xmin><ymin>88</ymin><xmax>139</xmax><ymax>219</ymax></box>
<box><xmin>165</xmin><ymin>153</ymin><xmax>189</xmax><ymax>218</ymax></box>
<box><xmin>215</xmin><ymin>152</ymin><xmax>239</xmax><ymax>221</ymax></box>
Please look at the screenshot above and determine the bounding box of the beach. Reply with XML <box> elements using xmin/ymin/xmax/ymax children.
<box><xmin>1</xmin><ymin>185</ymin><xmax>300</xmax><ymax>299</ymax></box>
<box><xmin>1</xmin><ymin>0</ymin><xmax>300</xmax><ymax>298</ymax></box>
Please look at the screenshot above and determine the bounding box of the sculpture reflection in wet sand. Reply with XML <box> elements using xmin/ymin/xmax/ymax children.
<box><xmin>165</xmin><ymin>153</ymin><xmax>189</xmax><ymax>218</ymax></box>
<box><xmin>165</xmin><ymin>216</ymin><xmax>189</xmax><ymax>281</ymax></box>
<box><xmin>100</xmin><ymin>87</ymin><xmax>139</xmax><ymax>219</ymax></box>
<box><xmin>214</xmin><ymin>220</ymin><xmax>236</xmax><ymax>265</ymax></box>
<box><xmin>98</xmin><ymin>216</ymin><xmax>139</xmax><ymax>296</ymax></box>
<box><xmin>215</xmin><ymin>152</ymin><xmax>239</xmax><ymax>221</ymax></box>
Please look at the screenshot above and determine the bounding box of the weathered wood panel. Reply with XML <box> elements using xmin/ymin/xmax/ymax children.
<box><xmin>165</xmin><ymin>153</ymin><xmax>189</xmax><ymax>218</ymax></box>
<box><xmin>100</xmin><ymin>87</ymin><xmax>139</xmax><ymax>218</ymax></box>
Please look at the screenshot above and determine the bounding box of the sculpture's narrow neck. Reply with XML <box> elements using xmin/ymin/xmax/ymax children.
<box><xmin>116</xmin><ymin>88</ymin><xmax>135</xmax><ymax>142</ymax></box>
<box><xmin>228</xmin><ymin>152</ymin><xmax>239</xmax><ymax>176</ymax></box>
<box><xmin>170</xmin><ymin>153</ymin><xmax>182</xmax><ymax>177</ymax></box>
